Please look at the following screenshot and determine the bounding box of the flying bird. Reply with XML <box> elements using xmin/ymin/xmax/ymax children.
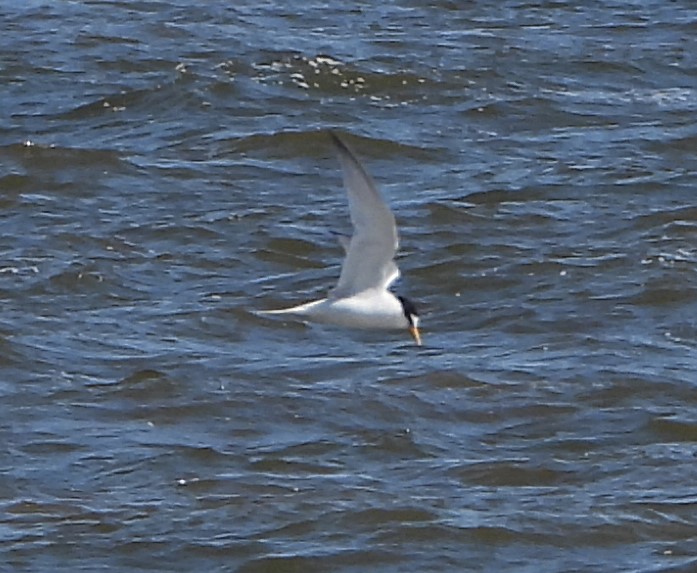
<box><xmin>261</xmin><ymin>132</ymin><xmax>421</xmax><ymax>345</ymax></box>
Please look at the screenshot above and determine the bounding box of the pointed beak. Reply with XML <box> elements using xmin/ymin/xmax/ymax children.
<box><xmin>409</xmin><ymin>325</ymin><xmax>422</xmax><ymax>346</ymax></box>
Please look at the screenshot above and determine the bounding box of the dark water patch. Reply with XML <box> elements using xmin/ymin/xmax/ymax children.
<box><xmin>629</xmin><ymin>279</ymin><xmax>697</xmax><ymax>307</ymax></box>
<box><xmin>248</xmin><ymin>457</ymin><xmax>342</xmax><ymax>476</ymax></box>
<box><xmin>236</xmin><ymin>551</ymin><xmax>402</xmax><ymax>573</ymax></box>
<box><xmin>0</xmin><ymin>142</ymin><xmax>125</xmax><ymax>172</ymax></box>
<box><xmin>458</xmin><ymin>458</ymin><xmax>579</xmax><ymax>487</ymax></box>
<box><xmin>648</xmin><ymin>416</ymin><xmax>697</xmax><ymax>443</ymax></box>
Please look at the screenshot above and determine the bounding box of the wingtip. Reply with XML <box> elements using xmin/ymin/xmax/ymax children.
<box><xmin>328</xmin><ymin>130</ymin><xmax>351</xmax><ymax>153</ymax></box>
<box><xmin>329</xmin><ymin>130</ymin><xmax>370</xmax><ymax>175</ymax></box>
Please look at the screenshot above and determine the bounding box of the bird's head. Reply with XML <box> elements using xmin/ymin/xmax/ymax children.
<box><xmin>397</xmin><ymin>295</ymin><xmax>421</xmax><ymax>346</ymax></box>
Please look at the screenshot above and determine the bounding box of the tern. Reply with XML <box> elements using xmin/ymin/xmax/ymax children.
<box><xmin>261</xmin><ymin>132</ymin><xmax>421</xmax><ymax>345</ymax></box>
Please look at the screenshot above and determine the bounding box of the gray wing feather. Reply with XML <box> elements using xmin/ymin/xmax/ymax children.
<box><xmin>329</xmin><ymin>132</ymin><xmax>400</xmax><ymax>298</ymax></box>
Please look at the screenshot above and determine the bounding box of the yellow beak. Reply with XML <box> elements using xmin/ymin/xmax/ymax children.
<box><xmin>409</xmin><ymin>325</ymin><xmax>422</xmax><ymax>346</ymax></box>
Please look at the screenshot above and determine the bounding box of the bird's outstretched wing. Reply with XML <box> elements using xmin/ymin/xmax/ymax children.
<box><xmin>329</xmin><ymin>132</ymin><xmax>400</xmax><ymax>298</ymax></box>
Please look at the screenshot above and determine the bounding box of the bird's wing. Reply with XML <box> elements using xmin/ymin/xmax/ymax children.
<box><xmin>329</xmin><ymin>132</ymin><xmax>400</xmax><ymax>298</ymax></box>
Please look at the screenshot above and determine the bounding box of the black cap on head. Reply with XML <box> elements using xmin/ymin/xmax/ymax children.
<box><xmin>397</xmin><ymin>295</ymin><xmax>421</xmax><ymax>345</ymax></box>
<box><xmin>396</xmin><ymin>295</ymin><xmax>419</xmax><ymax>325</ymax></box>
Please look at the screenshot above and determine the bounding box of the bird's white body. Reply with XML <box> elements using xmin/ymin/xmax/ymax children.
<box><xmin>261</xmin><ymin>132</ymin><xmax>421</xmax><ymax>345</ymax></box>
<box><xmin>262</xmin><ymin>290</ymin><xmax>409</xmax><ymax>330</ymax></box>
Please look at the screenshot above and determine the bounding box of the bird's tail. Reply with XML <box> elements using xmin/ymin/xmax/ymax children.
<box><xmin>258</xmin><ymin>299</ymin><xmax>326</xmax><ymax>317</ymax></box>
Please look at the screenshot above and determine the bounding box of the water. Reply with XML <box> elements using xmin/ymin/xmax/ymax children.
<box><xmin>2</xmin><ymin>1</ymin><xmax>697</xmax><ymax>571</ymax></box>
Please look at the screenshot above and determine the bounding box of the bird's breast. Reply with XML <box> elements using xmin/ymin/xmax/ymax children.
<box><xmin>312</xmin><ymin>292</ymin><xmax>408</xmax><ymax>330</ymax></box>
